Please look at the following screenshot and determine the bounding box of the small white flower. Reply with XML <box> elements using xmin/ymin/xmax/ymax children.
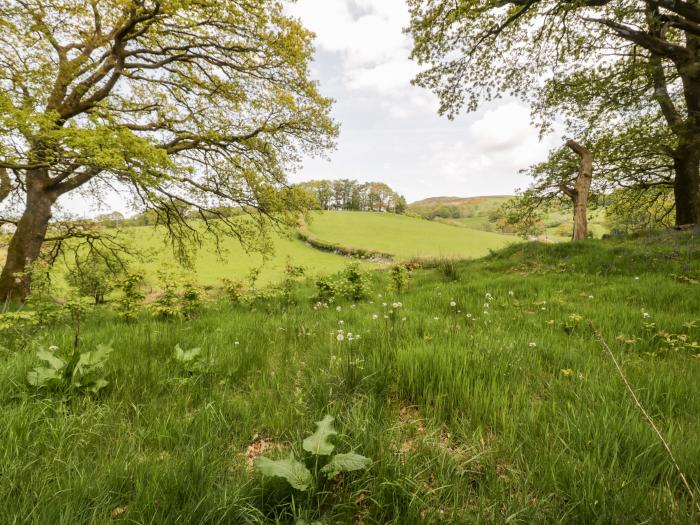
<box><xmin>347</xmin><ymin>332</ymin><xmax>354</xmax><ymax>340</ymax></box>
<box><xmin>466</xmin><ymin>314</ymin><xmax>473</xmax><ymax>319</ymax></box>
<box><xmin>338</xmin><ymin>320</ymin><xmax>344</xmax><ymax>325</ymax></box>
<box><xmin>351</xmin><ymin>304</ymin><xmax>356</xmax><ymax>309</ymax></box>
<box><xmin>234</xmin><ymin>341</ymin><xmax>240</xmax><ymax>346</ymax></box>
<box><xmin>336</xmin><ymin>333</ymin><xmax>345</xmax><ymax>342</ymax></box>
<box><xmin>372</xmin><ymin>314</ymin><xmax>379</xmax><ymax>320</ymax></box>
<box><xmin>508</xmin><ymin>290</ymin><xmax>515</xmax><ymax>297</ymax></box>
<box><xmin>384</xmin><ymin>315</ymin><xmax>389</xmax><ymax>319</ymax></box>
<box><xmin>336</xmin><ymin>306</ymin><xmax>342</xmax><ymax>312</ymax></box>
<box><xmin>635</xmin><ymin>277</ymin><xmax>640</xmax><ymax>280</ymax></box>
<box><xmin>541</xmin><ymin>307</ymin><xmax>546</xmax><ymax>311</ymax></box>
<box><xmin>49</xmin><ymin>345</ymin><xmax>59</xmax><ymax>352</ymax></box>
<box><xmin>485</xmin><ymin>293</ymin><xmax>493</xmax><ymax>301</ymax></box>
<box><xmin>382</xmin><ymin>302</ymin><xmax>388</xmax><ymax>307</ymax></box>
<box><xmin>401</xmin><ymin>317</ymin><xmax>407</xmax><ymax>321</ymax></box>
<box><xmin>529</xmin><ymin>342</ymin><xmax>537</xmax><ymax>348</ymax></box>
<box><xmin>392</xmin><ymin>302</ymin><xmax>402</xmax><ymax>309</ymax></box>
<box><xmin>483</xmin><ymin>303</ymin><xmax>490</xmax><ymax>309</ymax></box>
<box><xmin>433</xmin><ymin>316</ymin><xmax>440</xmax><ymax>321</ymax></box>
<box><xmin>378</xmin><ymin>294</ymin><xmax>383</xmax><ymax>298</ymax></box>
<box><xmin>483</xmin><ymin>310</ymin><xmax>489</xmax><ymax>315</ymax></box>
<box><xmin>450</xmin><ymin>301</ymin><xmax>457</xmax><ymax>307</ymax></box>
<box><xmin>588</xmin><ymin>295</ymin><xmax>594</xmax><ymax>300</ymax></box>
<box><xmin>642</xmin><ymin>312</ymin><xmax>651</xmax><ymax>319</ymax></box>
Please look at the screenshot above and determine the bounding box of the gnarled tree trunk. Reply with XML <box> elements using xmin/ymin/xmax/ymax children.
<box><xmin>559</xmin><ymin>140</ymin><xmax>593</xmax><ymax>241</ymax></box>
<box><xmin>0</xmin><ymin>173</ymin><xmax>57</xmax><ymax>302</ymax></box>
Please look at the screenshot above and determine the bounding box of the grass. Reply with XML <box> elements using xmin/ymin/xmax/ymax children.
<box><xmin>1</xmin><ymin>229</ymin><xmax>700</xmax><ymax>523</ymax></box>
<box><xmin>306</xmin><ymin>211</ymin><xmax>515</xmax><ymax>261</ymax></box>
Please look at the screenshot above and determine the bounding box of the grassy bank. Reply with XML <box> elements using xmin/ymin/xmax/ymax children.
<box><xmin>1</xmin><ymin>230</ymin><xmax>699</xmax><ymax>523</ymax></box>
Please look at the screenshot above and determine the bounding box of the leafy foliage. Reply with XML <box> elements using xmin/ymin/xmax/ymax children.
<box><xmin>254</xmin><ymin>454</ymin><xmax>314</xmax><ymax>491</ymax></box>
<box><xmin>27</xmin><ymin>343</ymin><xmax>113</xmax><ymax>394</ymax></box>
<box><xmin>115</xmin><ymin>272</ymin><xmax>145</xmax><ymax>322</ymax></box>
<box><xmin>302</xmin><ymin>415</ymin><xmax>338</xmax><ymax>456</ymax></box>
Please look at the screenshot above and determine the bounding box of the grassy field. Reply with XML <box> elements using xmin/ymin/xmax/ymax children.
<box><xmin>2</xmin><ymin>229</ymin><xmax>699</xmax><ymax>523</ymax></box>
<box><xmin>306</xmin><ymin>211</ymin><xmax>515</xmax><ymax>260</ymax></box>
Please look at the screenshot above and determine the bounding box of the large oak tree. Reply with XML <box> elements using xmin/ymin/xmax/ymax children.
<box><xmin>0</xmin><ymin>0</ymin><xmax>337</xmax><ymax>301</ymax></box>
<box><xmin>407</xmin><ymin>0</ymin><xmax>700</xmax><ymax>226</ymax></box>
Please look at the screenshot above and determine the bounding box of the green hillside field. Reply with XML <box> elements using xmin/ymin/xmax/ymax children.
<box><xmin>305</xmin><ymin>211</ymin><xmax>516</xmax><ymax>261</ymax></box>
<box><xmin>2</xmin><ymin>229</ymin><xmax>699</xmax><ymax>523</ymax></box>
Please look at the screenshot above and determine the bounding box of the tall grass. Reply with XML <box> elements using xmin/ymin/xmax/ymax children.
<box><xmin>1</xmin><ymin>229</ymin><xmax>699</xmax><ymax>523</ymax></box>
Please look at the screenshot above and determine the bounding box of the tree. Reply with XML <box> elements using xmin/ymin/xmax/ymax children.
<box><xmin>408</xmin><ymin>0</ymin><xmax>700</xmax><ymax>226</ymax></box>
<box><xmin>0</xmin><ymin>0</ymin><xmax>337</xmax><ymax>301</ymax></box>
<box><xmin>559</xmin><ymin>140</ymin><xmax>593</xmax><ymax>240</ymax></box>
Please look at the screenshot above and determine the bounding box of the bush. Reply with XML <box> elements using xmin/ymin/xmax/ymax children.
<box><xmin>114</xmin><ymin>272</ymin><xmax>144</xmax><ymax>322</ymax></box>
<box><xmin>390</xmin><ymin>264</ymin><xmax>410</xmax><ymax>293</ymax></box>
<box><xmin>342</xmin><ymin>263</ymin><xmax>371</xmax><ymax>301</ymax></box>
<box><xmin>65</xmin><ymin>252</ymin><xmax>123</xmax><ymax>305</ymax></box>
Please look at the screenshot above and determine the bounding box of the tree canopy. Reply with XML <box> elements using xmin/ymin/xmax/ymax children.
<box><xmin>0</xmin><ymin>0</ymin><xmax>337</xmax><ymax>300</ymax></box>
<box><xmin>407</xmin><ymin>0</ymin><xmax>700</xmax><ymax>226</ymax></box>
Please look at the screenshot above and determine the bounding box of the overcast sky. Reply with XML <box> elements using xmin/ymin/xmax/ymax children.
<box><xmin>62</xmin><ymin>0</ymin><xmax>560</xmax><ymax>216</ymax></box>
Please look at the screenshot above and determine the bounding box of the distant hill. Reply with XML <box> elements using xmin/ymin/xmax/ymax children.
<box><xmin>408</xmin><ymin>196</ymin><xmax>512</xmax><ymax>219</ymax></box>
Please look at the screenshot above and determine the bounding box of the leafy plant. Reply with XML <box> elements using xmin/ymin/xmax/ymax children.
<box><xmin>27</xmin><ymin>343</ymin><xmax>113</xmax><ymax>394</ymax></box>
<box><xmin>65</xmin><ymin>252</ymin><xmax>123</xmax><ymax>305</ymax></box>
<box><xmin>115</xmin><ymin>271</ymin><xmax>145</xmax><ymax>322</ymax></box>
<box><xmin>152</xmin><ymin>272</ymin><xmax>181</xmax><ymax>319</ymax></box>
<box><xmin>181</xmin><ymin>281</ymin><xmax>203</xmax><ymax>320</ymax></box>
<box><xmin>172</xmin><ymin>344</ymin><xmax>205</xmax><ymax>373</ymax></box>
<box><xmin>314</xmin><ymin>276</ymin><xmax>339</xmax><ymax>303</ymax></box>
<box><xmin>342</xmin><ymin>263</ymin><xmax>371</xmax><ymax>301</ymax></box>
<box><xmin>281</xmin><ymin>259</ymin><xmax>306</xmax><ymax>305</ymax></box>
<box><xmin>222</xmin><ymin>278</ymin><xmax>246</xmax><ymax>303</ymax></box>
<box><xmin>254</xmin><ymin>415</ymin><xmax>371</xmax><ymax>492</ymax></box>
<box><xmin>390</xmin><ymin>264</ymin><xmax>410</xmax><ymax>293</ymax></box>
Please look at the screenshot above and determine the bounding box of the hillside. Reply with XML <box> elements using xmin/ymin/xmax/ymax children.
<box><xmin>305</xmin><ymin>211</ymin><xmax>516</xmax><ymax>260</ymax></box>
<box><xmin>2</xmin><ymin>229</ymin><xmax>699</xmax><ymax>523</ymax></box>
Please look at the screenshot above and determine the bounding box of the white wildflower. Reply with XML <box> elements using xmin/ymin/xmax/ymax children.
<box><xmin>336</xmin><ymin>305</ymin><xmax>342</xmax><ymax>312</ymax></box>
<box><xmin>529</xmin><ymin>342</ymin><xmax>537</xmax><ymax>348</ymax></box>
<box><xmin>450</xmin><ymin>301</ymin><xmax>457</xmax><ymax>307</ymax></box>
<box><xmin>336</xmin><ymin>333</ymin><xmax>345</xmax><ymax>342</ymax></box>
<box><xmin>372</xmin><ymin>314</ymin><xmax>379</xmax><ymax>320</ymax></box>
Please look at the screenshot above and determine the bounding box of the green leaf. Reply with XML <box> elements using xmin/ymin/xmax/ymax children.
<box><xmin>35</xmin><ymin>349</ymin><xmax>65</xmax><ymax>370</ymax></box>
<box><xmin>254</xmin><ymin>454</ymin><xmax>312</xmax><ymax>491</ymax></box>
<box><xmin>321</xmin><ymin>452</ymin><xmax>372</xmax><ymax>479</ymax></box>
<box><xmin>174</xmin><ymin>344</ymin><xmax>201</xmax><ymax>363</ymax></box>
<box><xmin>27</xmin><ymin>366</ymin><xmax>62</xmax><ymax>388</ymax></box>
<box><xmin>78</xmin><ymin>343</ymin><xmax>113</xmax><ymax>368</ymax></box>
<box><xmin>303</xmin><ymin>415</ymin><xmax>337</xmax><ymax>456</ymax></box>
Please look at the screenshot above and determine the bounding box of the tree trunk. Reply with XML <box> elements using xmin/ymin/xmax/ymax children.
<box><xmin>560</xmin><ymin>140</ymin><xmax>593</xmax><ymax>241</ymax></box>
<box><xmin>0</xmin><ymin>180</ymin><xmax>57</xmax><ymax>302</ymax></box>
<box><xmin>673</xmin><ymin>144</ymin><xmax>700</xmax><ymax>226</ymax></box>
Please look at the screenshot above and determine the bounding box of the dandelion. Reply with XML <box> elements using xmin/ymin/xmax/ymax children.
<box><xmin>372</xmin><ymin>314</ymin><xmax>379</xmax><ymax>320</ymax></box>
<box><xmin>402</xmin><ymin>317</ymin><xmax>407</xmax><ymax>322</ymax></box>
<box><xmin>635</xmin><ymin>276</ymin><xmax>640</xmax><ymax>280</ymax></box>
<box><xmin>508</xmin><ymin>290</ymin><xmax>514</xmax><ymax>297</ymax></box>
<box><xmin>350</xmin><ymin>304</ymin><xmax>356</xmax><ymax>309</ymax></box>
<box><xmin>433</xmin><ymin>316</ymin><xmax>440</xmax><ymax>321</ymax></box>
<box><xmin>347</xmin><ymin>332</ymin><xmax>354</xmax><ymax>341</ymax></box>
<box><xmin>336</xmin><ymin>306</ymin><xmax>342</xmax><ymax>312</ymax></box>
<box><xmin>392</xmin><ymin>302</ymin><xmax>402</xmax><ymax>309</ymax></box>
<box><xmin>384</xmin><ymin>315</ymin><xmax>389</xmax><ymax>319</ymax></box>
<box><xmin>529</xmin><ymin>342</ymin><xmax>537</xmax><ymax>348</ymax></box>
<box><xmin>466</xmin><ymin>313</ymin><xmax>473</xmax><ymax>319</ymax></box>
<box><xmin>234</xmin><ymin>341</ymin><xmax>240</xmax><ymax>346</ymax></box>
<box><xmin>338</xmin><ymin>320</ymin><xmax>344</xmax><ymax>325</ymax></box>
<box><xmin>483</xmin><ymin>303</ymin><xmax>490</xmax><ymax>309</ymax></box>
<box><xmin>485</xmin><ymin>292</ymin><xmax>493</xmax><ymax>301</ymax></box>
<box><xmin>49</xmin><ymin>345</ymin><xmax>59</xmax><ymax>352</ymax></box>
<box><xmin>450</xmin><ymin>301</ymin><xmax>457</xmax><ymax>307</ymax></box>
<box><xmin>382</xmin><ymin>302</ymin><xmax>388</xmax><ymax>307</ymax></box>
<box><xmin>336</xmin><ymin>333</ymin><xmax>345</xmax><ymax>342</ymax></box>
<box><xmin>588</xmin><ymin>295</ymin><xmax>594</xmax><ymax>300</ymax></box>
<box><xmin>642</xmin><ymin>312</ymin><xmax>651</xmax><ymax>319</ymax></box>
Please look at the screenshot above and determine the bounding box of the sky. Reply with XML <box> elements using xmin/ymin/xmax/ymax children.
<box><xmin>62</xmin><ymin>0</ymin><xmax>561</xmax><ymax>216</ymax></box>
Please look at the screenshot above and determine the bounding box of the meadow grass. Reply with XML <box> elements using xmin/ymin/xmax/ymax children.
<box><xmin>306</xmin><ymin>211</ymin><xmax>515</xmax><ymax>261</ymax></box>
<box><xmin>1</xmin><ymin>229</ymin><xmax>699</xmax><ymax>523</ymax></box>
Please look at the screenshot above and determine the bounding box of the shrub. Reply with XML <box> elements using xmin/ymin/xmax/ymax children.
<box><xmin>390</xmin><ymin>264</ymin><xmax>410</xmax><ymax>293</ymax></box>
<box><xmin>222</xmin><ymin>278</ymin><xmax>246</xmax><ymax>303</ymax></box>
<box><xmin>65</xmin><ymin>252</ymin><xmax>123</xmax><ymax>305</ymax></box>
<box><xmin>342</xmin><ymin>263</ymin><xmax>371</xmax><ymax>301</ymax></box>
<box><xmin>114</xmin><ymin>272</ymin><xmax>145</xmax><ymax>322</ymax></box>
<box><xmin>181</xmin><ymin>280</ymin><xmax>203</xmax><ymax>320</ymax></box>
<box><xmin>315</xmin><ymin>276</ymin><xmax>339</xmax><ymax>302</ymax></box>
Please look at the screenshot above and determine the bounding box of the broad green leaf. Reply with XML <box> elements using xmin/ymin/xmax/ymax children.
<box><xmin>321</xmin><ymin>453</ymin><xmax>372</xmax><ymax>479</ymax></box>
<box><xmin>86</xmin><ymin>378</ymin><xmax>109</xmax><ymax>394</ymax></box>
<box><xmin>303</xmin><ymin>415</ymin><xmax>337</xmax><ymax>456</ymax></box>
<box><xmin>174</xmin><ymin>344</ymin><xmax>201</xmax><ymax>363</ymax></box>
<box><xmin>254</xmin><ymin>454</ymin><xmax>312</xmax><ymax>491</ymax></box>
<box><xmin>36</xmin><ymin>349</ymin><xmax>65</xmax><ymax>370</ymax></box>
<box><xmin>27</xmin><ymin>366</ymin><xmax>62</xmax><ymax>387</ymax></box>
<box><xmin>78</xmin><ymin>343</ymin><xmax>113</xmax><ymax>368</ymax></box>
